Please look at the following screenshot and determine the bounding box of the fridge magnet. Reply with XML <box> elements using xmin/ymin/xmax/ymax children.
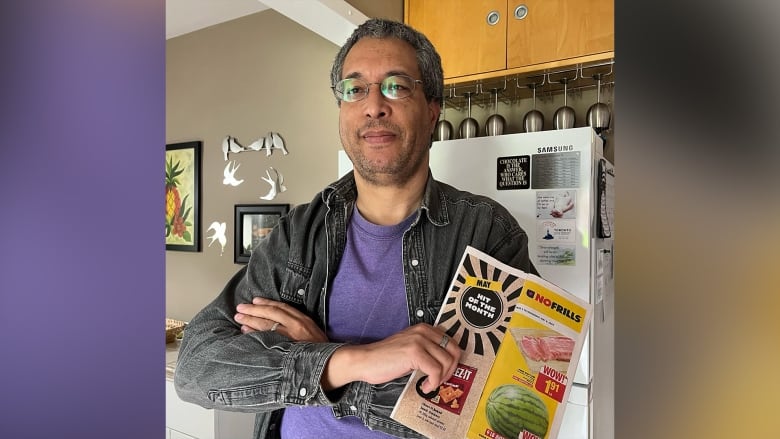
<box><xmin>223</xmin><ymin>160</ymin><xmax>244</xmax><ymax>186</ymax></box>
<box><xmin>259</xmin><ymin>167</ymin><xmax>287</xmax><ymax>201</ymax></box>
<box><xmin>206</xmin><ymin>221</ymin><xmax>227</xmax><ymax>256</ymax></box>
<box><xmin>166</xmin><ymin>141</ymin><xmax>201</xmax><ymax>252</ymax></box>
<box><xmin>234</xmin><ymin>204</ymin><xmax>290</xmax><ymax>264</ymax></box>
<box><xmin>535</xmin><ymin>190</ymin><xmax>576</xmax><ymax>220</ymax></box>
<box><xmin>536</xmin><ymin>219</ymin><xmax>575</xmax><ymax>244</ymax></box>
<box><xmin>536</xmin><ymin>244</ymin><xmax>576</xmax><ymax>266</ymax></box>
<box><xmin>496</xmin><ymin>155</ymin><xmax>530</xmax><ymax>190</ymax></box>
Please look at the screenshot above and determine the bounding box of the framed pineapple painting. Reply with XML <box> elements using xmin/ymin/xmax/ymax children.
<box><xmin>165</xmin><ymin>141</ymin><xmax>201</xmax><ymax>252</ymax></box>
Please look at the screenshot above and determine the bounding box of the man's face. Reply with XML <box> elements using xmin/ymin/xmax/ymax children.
<box><xmin>338</xmin><ymin>37</ymin><xmax>440</xmax><ymax>187</ymax></box>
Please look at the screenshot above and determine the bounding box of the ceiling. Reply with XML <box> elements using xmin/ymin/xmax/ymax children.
<box><xmin>166</xmin><ymin>0</ymin><xmax>269</xmax><ymax>40</ymax></box>
<box><xmin>165</xmin><ymin>0</ymin><xmax>369</xmax><ymax>45</ymax></box>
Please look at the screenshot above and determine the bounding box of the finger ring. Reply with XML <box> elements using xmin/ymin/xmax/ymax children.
<box><xmin>270</xmin><ymin>322</ymin><xmax>280</xmax><ymax>332</ymax></box>
<box><xmin>439</xmin><ymin>334</ymin><xmax>449</xmax><ymax>349</ymax></box>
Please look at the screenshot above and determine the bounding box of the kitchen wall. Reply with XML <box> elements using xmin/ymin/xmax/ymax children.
<box><xmin>166</xmin><ymin>3</ymin><xmax>403</xmax><ymax>320</ymax></box>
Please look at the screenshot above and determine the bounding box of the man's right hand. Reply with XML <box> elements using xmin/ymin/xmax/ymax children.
<box><xmin>321</xmin><ymin>323</ymin><xmax>461</xmax><ymax>394</ymax></box>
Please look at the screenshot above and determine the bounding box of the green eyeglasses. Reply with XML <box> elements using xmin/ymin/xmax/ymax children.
<box><xmin>332</xmin><ymin>75</ymin><xmax>423</xmax><ymax>102</ymax></box>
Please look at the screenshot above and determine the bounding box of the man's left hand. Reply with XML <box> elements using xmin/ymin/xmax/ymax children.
<box><xmin>235</xmin><ymin>297</ymin><xmax>329</xmax><ymax>342</ymax></box>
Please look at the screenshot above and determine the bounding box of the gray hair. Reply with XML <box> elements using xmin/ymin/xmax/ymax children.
<box><xmin>330</xmin><ymin>18</ymin><xmax>443</xmax><ymax>105</ymax></box>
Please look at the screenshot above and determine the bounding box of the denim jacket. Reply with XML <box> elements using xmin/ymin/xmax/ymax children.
<box><xmin>174</xmin><ymin>170</ymin><xmax>537</xmax><ymax>438</ymax></box>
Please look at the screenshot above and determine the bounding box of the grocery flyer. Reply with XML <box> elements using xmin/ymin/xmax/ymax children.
<box><xmin>390</xmin><ymin>246</ymin><xmax>592</xmax><ymax>439</ymax></box>
<box><xmin>390</xmin><ymin>246</ymin><xmax>529</xmax><ymax>439</ymax></box>
<box><xmin>466</xmin><ymin>273</ymin><xmax>591</xmax><ymax>439</ymax></box>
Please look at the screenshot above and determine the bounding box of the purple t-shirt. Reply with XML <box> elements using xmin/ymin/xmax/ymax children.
<box><xmin>280</xmin><ymin>207</ymin><xmax>415</xmax><ymax>438</ymax></box>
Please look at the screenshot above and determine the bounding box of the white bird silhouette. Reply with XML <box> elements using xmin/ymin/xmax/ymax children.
<box><xmin>263</xmin><ymin>133</ymin><xmax>274</xmax><ymax>157</ymax></box>
<box><xmin>222</xmin><ymin>161</ymin><xmax>244</xmax><ymax>186</ymax></box>
<box><xmin>221</xmin><ymin>135</ymin><xmax>246</xmax><ymax>161</ymax></box>
<box><xmin>206</xmin><ymin>221</ymin><xmax>227</xmax><ymax>255</ymax></box>
<box><xmin>229</xmin><ymin>136</ymin><xmax>245</xmax><ymax>153</ymax></box>
<box><xmin>224</xmin><ymin>132</ymin><xmax>288</xmax><ymax>158</ymax></box>
<box><xmin>221</xmin><ymin>136</ymin><xmax>230</xmax><ymax>161</ymax></box>
<box><xmin>246</xmin><ymin>137</ymin><xmax>264</xmax><ymax>151</ymax></box>
<box><xmin>276</xmin><ymin>168</ymin><xmax>287</xmax><ymax>193</ymax></box>
<box><xmin>259</xmin><ymin>167</ymin><xmax>287</xmax><ymax>200</ymax></box>
<box><xmin>271</xmin><ymin>132</ymin><xmax>289</xmax><ymax>155</ymax></box>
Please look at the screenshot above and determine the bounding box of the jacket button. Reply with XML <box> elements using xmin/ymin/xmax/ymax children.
<box><xmin>411</xmin><ymin>259</ymin><xmax>419</xmax><ymax>267</ymax></box>
<box><xmin>349</xmin><ymin>405</ymin><xmax>357</xmax><ymax>411</ymax></box>
<box><xmin>416</xmin><ymin>309</ymin><xmax>424</xmax><ymax>317</ymax></box>
<box><xmin>297</xmin><ymin>289</ymin><xmax>305</xmax><ymax>296</ymax></box>
<box><xmin>299</xmin><ymin>388</ymin><xmax>307</xmax><ymax>397</ymax></box>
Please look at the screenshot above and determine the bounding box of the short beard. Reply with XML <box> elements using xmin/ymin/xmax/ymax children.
<box><xmin>342</xmin><ymin>121</ymin><xmax>423</xmax><ymax>187</ymax></box>
<box><xmin>352</xmin><ymin>153</ymin><xmax>416</xmax><ymax>187</ymax></box>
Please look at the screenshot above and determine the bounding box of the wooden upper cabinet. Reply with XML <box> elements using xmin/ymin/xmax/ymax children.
<box><xmin>405</xmin><ymin>0</ymin><xmax>614</xmax><ymax>80</ymax></box>
<box><xmin>405</xmin><ymin>0</ymin><xmax>507</xmax><ymax>79</ymax></box>
<box><xmin>507</xmin><ymin>0</ymin><xmax>614</xmax><ymax>68</ymax></box>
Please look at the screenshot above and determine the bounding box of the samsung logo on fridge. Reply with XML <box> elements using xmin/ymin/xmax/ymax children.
<box><xmin>537</xmin><ymin>144</ymin><xmax>575</xmax><ymax>153</ymax></box>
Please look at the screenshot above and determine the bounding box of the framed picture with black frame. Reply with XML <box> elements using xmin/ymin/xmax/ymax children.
<box><xmin>234</xmin><ymin>204</ymin><xmax>290</xmax><ymax>264</ymax></box>
<box><xmin>165</xmin><ymin>141</ymin><xmax>202</xmax><ymax>252</ymax></box>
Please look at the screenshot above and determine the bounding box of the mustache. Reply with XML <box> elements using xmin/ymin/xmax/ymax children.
<box><xmin>360</xmin><ymin>120</ymin><xmax>401</xmax><ymax>135</ymax></box>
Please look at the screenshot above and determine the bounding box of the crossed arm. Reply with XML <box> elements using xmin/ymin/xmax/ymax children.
<box><xmin>235</xmin><ymin>297</ymin><xmax>461</xmax><ymax>394</ymax></box>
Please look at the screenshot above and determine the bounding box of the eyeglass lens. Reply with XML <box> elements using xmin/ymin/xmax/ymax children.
<box><xmin>335</xmin><ymin>75</ymin><xmax>418</xmax><ymax>102</ymax></box>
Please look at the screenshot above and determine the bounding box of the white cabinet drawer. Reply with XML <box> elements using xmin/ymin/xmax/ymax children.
<box><xmin>169</xmin><ymin>429</ymin><xmax>197</xmax><ymax>439</ymax></box>
<box><xmin>166</xmin><ymin>380</ymin><xmax>215</xmax><ymax>439</ymax></box>
<box><xmin>215</xmin><ymin>409</ymin><xmax>256</xmax><ymax>438</ymax></box>
<box><xmin>165</xmin><ymin>379</ymin><xmax>256</xmax><ymax>439</ymax></box>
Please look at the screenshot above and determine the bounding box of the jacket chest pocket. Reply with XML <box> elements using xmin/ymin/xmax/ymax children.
<box><xmin>279</xmin><ymin>264</ymin><xmax>312</xmax><ymax>306</ymax></box>
<box><xmin>279</xmin><ymin>265</ymin><xmax>328</xmax><ymax>328</ymax></box>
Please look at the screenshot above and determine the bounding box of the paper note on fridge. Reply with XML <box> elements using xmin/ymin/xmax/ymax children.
<box><xmin>390</xmin><ymin>245</ymin><xmax>592</xmax><ymax>439</ymax></box>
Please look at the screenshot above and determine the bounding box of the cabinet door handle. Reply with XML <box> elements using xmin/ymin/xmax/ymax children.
<box><xmin>514</xmin><ymin>4</ymin><xmax>529</xmax><ymax>20</ymax></box>
<box><xmin>486</xmin><ymin>10</ymin><xmax>501</xmax><ymax>26</ymax></box>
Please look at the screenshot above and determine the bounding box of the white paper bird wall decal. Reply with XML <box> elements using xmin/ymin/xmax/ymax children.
<box><xmin>262</xmin><ymin>133</ymin><xmax>273</xmax><ymax>157</ymax></box>
<box><xmin>222</xmin><ymin>133</ymin><xmax>289</xmax><ymax>160</ymax></box>
<box><xmin>222</xmin><ymin>161</ymin><xmax>244</xmax><ymax>186</ymax></box>
<box><xmin>259</xmin><ymin>167</ymin><xmax>287</xmax><ymax>201</ymax></box>
<box><xmin>221</xmin><ymin>135</ymin><xmax>246</xmax><ymax>161</ymax></box>
<box><xmin>275</xmin><ymin>167</ymin><xmax>286</xmax><ymax>192</ymax></box>
<box><xmin>246</xmin><ymin>138</ymin><xmax>264</xmax><ymax>151</ymax></box>
<box><xmin>271</xmin><ymin>132</ymin><xmax>289</xmax><ymax>155</ymax></box>
<box><xmin>206</xmin><ymin>221</ymin><xmax>228</xmax><ymax>255</ymax></box>
<box><xmin>271</xmin><ymin>133</ymin><xmax>289</xmax><ymax>155</ymax></box>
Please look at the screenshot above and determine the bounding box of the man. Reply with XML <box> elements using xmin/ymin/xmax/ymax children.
<box><xmin>175</xmin><ymin>18</ymin><xmax>536</xmax><ymax>438</ymax></box>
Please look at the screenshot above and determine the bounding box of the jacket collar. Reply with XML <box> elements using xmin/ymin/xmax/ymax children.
<box><xmin>419</xmin><ymin>170</ymin><xmax>448</xmax><ymax>227</ymax></box>
<box><xmin>323</xmin><ymin>171</ymin><xmax>358</xmax><ymax>204</ymax></box>
<box><xmin>323</xmin><ymin>169</ymin><xmax>450</xmax><ymax>227</ymax></box>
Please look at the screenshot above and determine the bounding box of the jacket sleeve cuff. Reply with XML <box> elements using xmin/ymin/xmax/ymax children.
<box><xmin>280</xmin><ymin>342</ymin><xmax>346</xmax><ymax>406</ymax></box>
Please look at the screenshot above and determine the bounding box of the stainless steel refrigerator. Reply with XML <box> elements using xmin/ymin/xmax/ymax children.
<box><xmin>338</xmin><ymin>126</ymin><xmax>615</xmax><ymax>439</ymax></box>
